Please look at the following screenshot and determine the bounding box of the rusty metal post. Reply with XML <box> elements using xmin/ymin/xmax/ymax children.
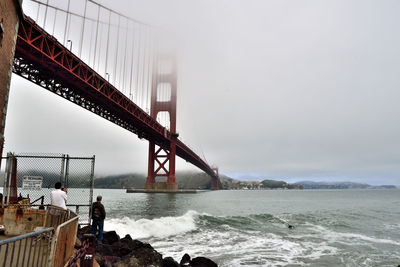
<box><xmin>9</xmin><ymin>154</ymin><xmax>18</xmax><ymax>204</ymax></box>
<box><xmin>65</xmin><ymin>154</ymin><xmax>70</xmax><ymax>189</ymax></box>
<box><xmin>80</xmin><ymin>234</ymin><xmax>96</xmax><ymax>267</ymax></box>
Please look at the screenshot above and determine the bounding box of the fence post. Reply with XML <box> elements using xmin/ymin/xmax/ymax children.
<box><xmin>65</xmin><ymin>155</ymin><xmax>70</xmax><ymax>189</ymax></box>
<box><xmin>89</xmin><ymin>156</ymin><xmax>95</xmax><ymax>225</ymax></box>
<box><xmin>80</xmin><ymin>234</ymin><xmax>96</xmax><ymax>267</ymax></box>
<box><xmin>60</xmin><ymin>154</ymin><xmax>66</xmax><ymax>185</ymax></box>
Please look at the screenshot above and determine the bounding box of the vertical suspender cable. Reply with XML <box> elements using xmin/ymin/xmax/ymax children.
<box><xmin>143</xmin><ymin>26</ymin><xmax>150</xmax><ymax>112</ymax></box>
<box><xmin>122</xmin><ymin>19</ymin><xmax>129</xmax><ymax>94</ymax></box>
<box><xmin>140</xmin><ymin>26</ymin><xmax>146</xmax><ymax>110</ymax></box>
<box><xmin>66</xmin><ymin>11</ymin><xmax>73</xmax><ymax>52</ymax></box>
<box><xmin>134</xmin><ymin>24</ymin><xmax>140</xmax><ymax>104</ymax></box>
<box><xmin>43</xmin><ymin>0</ymin><xmax>49</xmax><ymax>29</ymax></box>
<box><xmin>137</xmin><ymin>26</ymin><xmax>143</xmax><ymax>108</ymax></box>
<box><xmin>129</xmin><ymin>21</ymin><xmax>136</xmax><ymax>101</ymax></box>
<box><xmin>145</xmin><ymin>27</ymin><xmax>152</xmax><ymax>114</ymax></box>
<box><xmin>52</xmin><ymin>9</ymin><xmax>57</xmax><ymax>36</ymax></box>
<box><xmin>143</xmin><ymin>27</ymin><xmax>149</xmax><ymax>112</ymax></box>
<box><xmin>88</xmin><ymin>22</ymin><xmax>95</xmax><ymax>67</ymax></box>
<box><xmin>104</xmin><ymin>10</ymin><xmax>112</xmax><ymax>78</ymax></box>
<box><xmin>92</xmin><ymin>5</ymin><xmax>101</xmax><ymax>71</ymax></box>
<box><xmin>63</xmin><ymin>0</ymin><xmax>71</xmax><ymax>45</ymax></box>
<box><xmin>79</xmin><ymin>0</ymin><xmax>88</xmax><ymax>58</ymax></box>
<box><xmin>113</xmin><ymin>16</ymin><xmax>121</xmax><ymax>86</ymax></box>
<box><xmin>36</xmin><ymin>3</ymin><xmax>40</xmax><ymax>24</ymax></box>
<box><xmin>155</xmin><ymin>40</ymin><xmax>160</xmax><ymax>122</ymax></box>
<box><xmin>96</xmin><ymin>22</ymin><xmax>103</xmax><ymax>73</ymax></box>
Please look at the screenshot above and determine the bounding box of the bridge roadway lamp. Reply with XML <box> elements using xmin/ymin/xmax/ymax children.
<box><xmin>67</xmin><ymin>39</ymin><xmax>72</xmax><ymax>51</ymax></box>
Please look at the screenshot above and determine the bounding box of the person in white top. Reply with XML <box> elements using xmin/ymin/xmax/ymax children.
<box><xmin>50</xmin><ymin>182</ymin><xmax>67</xmax><ymax>209</ymax></box>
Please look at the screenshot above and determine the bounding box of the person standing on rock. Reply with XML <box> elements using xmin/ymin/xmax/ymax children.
<box><xmin>91</xmin><ymin>195</ymin><xmax>106</xmax><ymax>242</ymax></box>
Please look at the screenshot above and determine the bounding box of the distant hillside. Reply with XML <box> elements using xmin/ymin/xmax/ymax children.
<box><xmin>94</xmin><ymin>171</ymin><xmax>216</xmax><ymax>189</ymax></box>
<box><xmin>94</xmin><ymin>173</ymin><xmax>146</xmax><ymax>189</ymax></box>
<box><xmin>294</xmin><ymin>181</ymin><xmax>397</xmax><ymax>189</ymax></box>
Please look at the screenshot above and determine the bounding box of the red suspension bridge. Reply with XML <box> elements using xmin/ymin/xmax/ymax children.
<box><xmin>9</xmin><ymin>0</ymin><xmax>220</xmax><ymax>190</ymax></box>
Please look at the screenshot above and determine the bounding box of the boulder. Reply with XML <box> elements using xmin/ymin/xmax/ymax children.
<box><xmin>102</xmin><ymin>230</ymin><xmax>120</xmax><ymax>245</ymax></box>
<box><xmin>77</xmin><ymin>225</ymin><xmax>92</xmax><ymax>240</ymax></box>
<box><xmin>179</xmin><ymin>254</ymin><xmax>218</xmax><ymax>267</ymax></box>
<box><xmin>161</xmin><ymin>256</ymin><xmax>180</xmax><ymax>267</ymax></box>
<box><xmin>180</xmin><ymin>253</ymin><xmax>191</xmax><ymax>266</ymax></box>
<box><xmin>191</xmin><ymin>257</ymin><xmax>218</xmax><ymax>267</ymax></box>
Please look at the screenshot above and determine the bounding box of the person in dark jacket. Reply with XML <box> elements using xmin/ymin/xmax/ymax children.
<box><xmin>91</xmin><ymin>195</ymin><xmax>106</xmax><ymax>242</ymax></box>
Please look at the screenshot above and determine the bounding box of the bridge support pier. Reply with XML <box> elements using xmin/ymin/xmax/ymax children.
<box><xmin>146</xmin><ymin>54</ymin><xmax>178</xmax><ymax>191</ymax></box>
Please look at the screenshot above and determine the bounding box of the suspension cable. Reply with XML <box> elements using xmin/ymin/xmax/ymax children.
<box><xmin>63</xmin><ymin>0</ymin><xmax>71</xmax><ymax>45</ymax></box>
<box><xmin>43</xmin><ymin>0</ymin><xmax>49</xmax><ymax>29</ymax></box>
<box><xmin>113</xmin><ymin>16</ymin><xmax>121</xmax><ymax>85</ymax></box>
<box><xmin>92</xmin><ymin>5</ymin><xmax>101</xmax><ymax>70</ymax></box>
<box><xmin>104</xmin><ymin>10</ymin><xmax>111</xmax><ymax>78</ymax></box>
<box><xmin>129</xmin><ymin>21</ymin><xmax>136</xmax><ymax>101</ymax></box>
<box><xmin>52</xmin><ymin>9</ymin><xmax>57</xmax><ymax>36</ymax></box>
<box><xmin>122</xmin><ymin>18</ymin><xmax>129</xmax><ymax>94</ymax></box>
<box><xmin>79</xmin><ymin>0</ymin><xmax>88</xmax><ymax>58</ymax></box>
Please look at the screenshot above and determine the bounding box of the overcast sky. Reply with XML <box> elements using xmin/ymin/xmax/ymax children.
<box><xmin>5</xmin><ymin>0</ymin><xmax>400</xmax><ymax>185</ymax></box>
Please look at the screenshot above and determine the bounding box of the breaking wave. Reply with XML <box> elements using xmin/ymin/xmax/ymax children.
<box><xmin>105</xmin><ymin>210</ymin><xmax>200</xmax><ymax>239</ymax></box>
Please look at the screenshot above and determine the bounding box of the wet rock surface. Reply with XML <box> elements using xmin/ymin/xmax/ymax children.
<box><xmin>78</xmin><ymin>226</ymin><xmax>218</xmax><ymax>267</ymax></box>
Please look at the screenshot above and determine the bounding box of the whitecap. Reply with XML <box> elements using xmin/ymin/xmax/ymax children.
<box><xmin>104</xmin><ymin>210</ymin><xmax>199</xmax><ymax>239</ymax></box>
<box><xmin>301</xmin><ymin>223</ymin><xmax>400</xmax><ymax>246</ymax></box>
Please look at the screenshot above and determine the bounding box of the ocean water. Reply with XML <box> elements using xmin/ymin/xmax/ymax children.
<box><xmin>93</xmin><ymin>189</ymin><xmax>400</xmax><ymax>266</ymax></box>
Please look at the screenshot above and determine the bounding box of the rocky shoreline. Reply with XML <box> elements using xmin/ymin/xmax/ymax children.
<box><xmin>78</xmin><ymin>226</ymin><xmax>218</xmax><ymax>267</ymax></box>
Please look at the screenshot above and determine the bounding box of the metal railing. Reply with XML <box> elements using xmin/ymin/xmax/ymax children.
<box><xmin>0</xmin><ymin>227</ymin><xmax>55</xmax><ymax>267</ymax></box>
<box><xmin>49</xmin><ymin>216</ymin><xmax>79</xmax><ymax>267</ymax></box>
<box><xmin>46</xmin><ymin>205</ymin><xmax>77</xmax><ymax>230</ymax></box>
<box><xmin>0</xmin><ymin>205</ymin><xmax>80</xmax><ymax>267</ymax></box>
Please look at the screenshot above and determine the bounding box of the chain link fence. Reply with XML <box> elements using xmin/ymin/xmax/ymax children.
<box><xmin>2</xmin><ymin>153</ymin><xmax>95</xmax><ymax>225</ymax></box>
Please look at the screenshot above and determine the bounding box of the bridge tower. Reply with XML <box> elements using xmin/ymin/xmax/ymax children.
<box><xmin>146</xmin><ymin>55</ymin><xmax>178</xmax><ymax>191</ymax></box>
<box><xmin>211</xmin><ymin>168</ymin><xmax>220</xmax><ymax>190</ymax></box>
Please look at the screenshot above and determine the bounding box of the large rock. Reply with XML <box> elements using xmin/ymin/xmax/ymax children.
<box><xmin>102</xmin><ymin>231</ymin><xmax>120</xmax><ymax>245</ymax></box>
<box><xmin>162</xmin><ymin>257</ymin><xmax>180</xmax><ymax>267</ymax></box>
<box><xmin>191</xmin><ymin>257</ymin><xmax>218</xmax><ymax>267</ymax></box>
<box><xmin>89</xmin><ymin>231</ymin><xmax>162</xmax><ymax>267</ymax></box>
<box><xmin>180</xmin><ymin>254</ymin><xmax>218</xmax><ymax>267</ymax></box>
<box><xmin>77</xmin><ymin>225</ymin><xmax>92</xmax><ymax>241</ymax></box>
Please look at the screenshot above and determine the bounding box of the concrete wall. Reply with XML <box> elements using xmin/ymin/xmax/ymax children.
<box><xmin>0</xmin><ymin>0</ymin><xmax>22</xmax><ymax>158</ymax></box>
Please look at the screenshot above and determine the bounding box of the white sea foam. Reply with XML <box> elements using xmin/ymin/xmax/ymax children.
<box><xmin>304</xmin><ymin>223</ymin><xmax>400</xmax><ymax>246</ymax></box>
<box><xmin>104</xmin><ymin>210</ymin><xmax>199</xmax><ymax>239</ymax></box>
<box><xmin>105</xmin><ymin>211</ymin><xmax>399</xmax><ymax>266</ymax></box>
<box><xmin>150</xmin><ymin>222</ymin><xmax>338</xmax><ymax>267</ymax></box>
